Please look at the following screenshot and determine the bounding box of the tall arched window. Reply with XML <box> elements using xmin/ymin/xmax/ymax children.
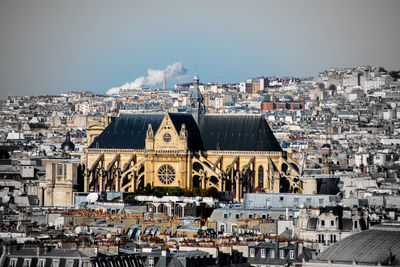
<box><xmin>258</xmin><ymin>166</ymin><xmax>264</xmax><ymax>188</ymax></box>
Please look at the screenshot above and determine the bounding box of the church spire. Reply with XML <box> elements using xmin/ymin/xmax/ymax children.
<box><xmin>188</xmin><ymin>74</ymin><xmax>205</xmax><ymax>124</ymax></box>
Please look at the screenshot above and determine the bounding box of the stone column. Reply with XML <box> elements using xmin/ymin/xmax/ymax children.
<box><xmin>84</xmin><ymin>170</ymin><xmax>89</xmax><ymax>192</ymax></box>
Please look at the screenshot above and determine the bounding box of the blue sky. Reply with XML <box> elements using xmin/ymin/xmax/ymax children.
<box><xmin>1</xmin><ymin>0</ymin><xmax>400</xmax><ymax>98</ymax></box>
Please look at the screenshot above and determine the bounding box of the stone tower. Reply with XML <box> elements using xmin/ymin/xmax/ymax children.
<box><xmin>187</xmin><ymin>75</ymin><xmax>205</xmax><ymax>124</ymax></box>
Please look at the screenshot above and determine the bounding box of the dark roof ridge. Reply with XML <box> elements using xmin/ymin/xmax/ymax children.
<box><xmin>204</xmin><ymin>113</ymin><xmax>264</xmax><ymax>116</ymax></box>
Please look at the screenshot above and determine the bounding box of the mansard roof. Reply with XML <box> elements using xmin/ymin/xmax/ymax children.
<box><xmin>89</xmin><ymin>113</ymin><xmax>282</xmax><ymax>152</ymax></box>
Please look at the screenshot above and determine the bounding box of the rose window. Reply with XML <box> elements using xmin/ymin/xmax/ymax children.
<box><xmin>163</xmin><ymin>133</ymin><xmax>172</xmax><ymax>143</ymax></box>
<box><xmin>158</xmin><ymin>164</ymin><xmax>176</xmax><ymax>185</ymax></box>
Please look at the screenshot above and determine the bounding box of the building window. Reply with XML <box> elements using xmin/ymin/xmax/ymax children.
<box><xmin>270</xmin><ymin>249</ymin><xmax>275</xmax><ymax>259</ymax></box>
<box><xmin>290</xmin><ymin>250</ymin><xmax>295</xmax><ymax>259</ymax></box>
<box><xmin>57</xmin><ymin>163</ymin><xmax>63</xmax><ymax>177</ymax></box>
<box><xmin>331</xmin><ymin>220</ymin><xmax>334</xmax><ymax>226</ymax></box>
<box><xmin>220</xmin><ymin>224</ymin><xmax>225</xmax><ymax>232</ymax></box>
<box><xmin>258</xmin><ymin>166</ymin><xmax>264</xmax><ymax>188</ymax></box>
<box><xmin>23</xmin><ymin>259</ymin><xmax>31</xmax><ymax>267</ymax></box>
<box><xmin>250</xmin><ymin>248</ymin><xmax>255</xmax><ymax>257</ymax></box>
<box><xmin>232</xmin><ymin>225</ymin><xmax>237</xmax><ymax>233</ymax></box>
<box><xmin>10</xmin><ymin>259</ymin><xmax>17</xmax><ymax>267</ymax></box>
<box><xmin>280</xmin><ymin>196</ymin><xmax>284</xmax><ymax>201</ymax></box>
<box><xmin>236</xmin><ymin>213</ymin><xmax>241</xmax><ymax>219</ymax></box>
<box><xmin>280</xmin><ymin>249</ymin><xmax>285</xmax><ymax>259</ymax></box>
<box><xmin>149</xmin><ymin>258</ymin><xmax>154</xmax><ymax>267</ymax></box>
<box><xmin>321</xmin><ymin>220</ymin><xmax>325</xmax><ymax>226</ymax></box>
<box><xmin>261</xmin><ymin>249</ymin><xmax>266</xmax><ymax>258</ymax></box>
<box><xmin>354</xmin><ymin>221</ymin><xmax>358</xmax><ymax>229</ymax></box>
<box><xmin>249</xmin><ymin>214</ymin><xmax>253</xmax><ymax>219</ymax></box>
<box><xmin>318</xmin><ymin>234</ymin><xmax>325</xmax><ymax>244</ymax></box>
<box><xmin>319</xmin><ymin>198</ymin><xmax>324</xmax><ymax>205</ymax></box>
<box><xmin>38</xmin><ymin>260</ymin><xmax>45</xmax><ymax>267</ymax></box>
<box><xmin>330</xmin><ymin>234</ymin><xmax>337</xmax><ymax>243</ymax></box>
<box><xmin>223</xmin><ymin>213</ymin><xmax>229</xmax><ymax>219</ymax></box>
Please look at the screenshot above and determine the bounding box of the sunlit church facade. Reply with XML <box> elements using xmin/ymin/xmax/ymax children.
<box><xmin>82</xmin><ymin>76</ymin><xmax>305</xmax><ymax>201</ymax></box>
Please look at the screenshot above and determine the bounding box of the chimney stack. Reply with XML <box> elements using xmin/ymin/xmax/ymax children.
<box><xmin>162</xmin><ymin>75</ymin><xmax>166</xmax><ymax>90</ymax></box>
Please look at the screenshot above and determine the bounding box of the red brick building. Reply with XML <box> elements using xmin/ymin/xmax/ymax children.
<box><xmin>261</xmin><ymin>100</ymin><xmax>305</xmax><ymax>111</ymax></box>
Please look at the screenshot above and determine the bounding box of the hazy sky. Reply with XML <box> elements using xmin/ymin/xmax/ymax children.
<box><xmin>1</xmin><ymin>0</ymin><xmax>400</xmax><ymax>98</ymax></box>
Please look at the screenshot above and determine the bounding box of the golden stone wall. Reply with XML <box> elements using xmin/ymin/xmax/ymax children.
<box><xmin>83</xmin><ymin>113</ymin><xmax>305</xmax><ymax>200</ymax></box>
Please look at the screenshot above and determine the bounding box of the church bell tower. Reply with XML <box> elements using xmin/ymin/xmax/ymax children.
<box><xmin>188</xmin><ymin>74</ymin><xmax>205</xmax><ymax>124</ymax></box>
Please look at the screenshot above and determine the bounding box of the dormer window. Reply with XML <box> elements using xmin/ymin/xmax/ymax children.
<box><xmin>290</xmin><ymin>250</ymin><xmax>295</xmax><ymax>259</ymax></box>
<box><xmin>250</xmin><ymin>248</ymin><xmax>255</xmax><ymax>257</ymax></box>
<box><xmin>23</xmin><ymin>259</ymin><xmax>31</xmax><ymax>267</ymax></box>
<box><xmin>280</xmin><ymin>249</ymin><xmax>285</xmax><ymax>259</ymax></box>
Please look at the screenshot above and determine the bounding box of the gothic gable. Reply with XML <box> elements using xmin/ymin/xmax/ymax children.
<box><xmin>154</xmin><ymin>113</ymin><xmax>181</xmax><ymax>151</ymax></box>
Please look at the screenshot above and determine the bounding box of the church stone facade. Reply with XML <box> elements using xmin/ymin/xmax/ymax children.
<box><xmin>82</xmin><ymin>76</ymin><xmax>303</xmax><ymax>200</ymax></box>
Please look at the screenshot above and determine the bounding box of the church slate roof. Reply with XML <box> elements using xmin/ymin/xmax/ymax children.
<box><xmin>168</xmin><ymin>113</ymin><xmax>204</xmax><ymax>151</ymax></box>
<box><xmin>199</xmin><ymin>114</ymin><xmax>282</xmax><ymax>151</ymax></box>
<box><xmin>89</xmin><ymin>113</ymin><xmax>282</xmax><ymax>152</ymax></box>
<box><xmin>89</xmin><ymin>113</ymin><xmax>164</xmax><ymax>149</ymax></box>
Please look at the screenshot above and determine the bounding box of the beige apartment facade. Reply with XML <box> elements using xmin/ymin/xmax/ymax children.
<box><xmin>41</xmin><ymin>159</ymin><xmax>80</xmax><ymax>206</ymax></box>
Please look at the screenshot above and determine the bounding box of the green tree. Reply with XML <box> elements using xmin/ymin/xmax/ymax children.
<box><xmin>124</xmin><ymin>194</ymin><xmax>136</xmax><ymax>204</ymax></box>
<box><xmin>206</xmin><ymin>187</ymin><xmax>219</xmax><ymax>198</ymax></box>
<box><xmin>183</xmin><ymin>189</ymin><xmax>194</xmax><ymax>197</ymax></box>
<box><xmin>153</xmin><ymin>187</ymin><xmax>167</xmax><ymax>198</ymax></box>
<box><xmin>167</xmin><ymin>187</ymin><xmax>184</xmax><ymax>196</ymax></box>
<box><xmin>144</xmin><ymin>183</ymin><xmax>152</xmax><ymax>195</ymax></box>
<box><xmin>192</xmin><ymin>187</ymin><xmax>201</xmax><ymax>196</ymax></box>
<box><xmin>200</xmin><ymin>188</ymin><xmax>208</xmax><ymax>197</ymax></box>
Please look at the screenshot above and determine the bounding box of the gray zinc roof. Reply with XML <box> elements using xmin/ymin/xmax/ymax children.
<box><xmin>315</xmin><ymin>228</ymin><xmax>400</xmax><ymax>265</ymax></box>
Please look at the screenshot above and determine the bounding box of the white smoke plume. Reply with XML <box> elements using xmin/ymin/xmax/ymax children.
<box><xmin>106</xmin><ymin>62</ymin><xmax>188</xmax><ymax>95</ymax></box>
